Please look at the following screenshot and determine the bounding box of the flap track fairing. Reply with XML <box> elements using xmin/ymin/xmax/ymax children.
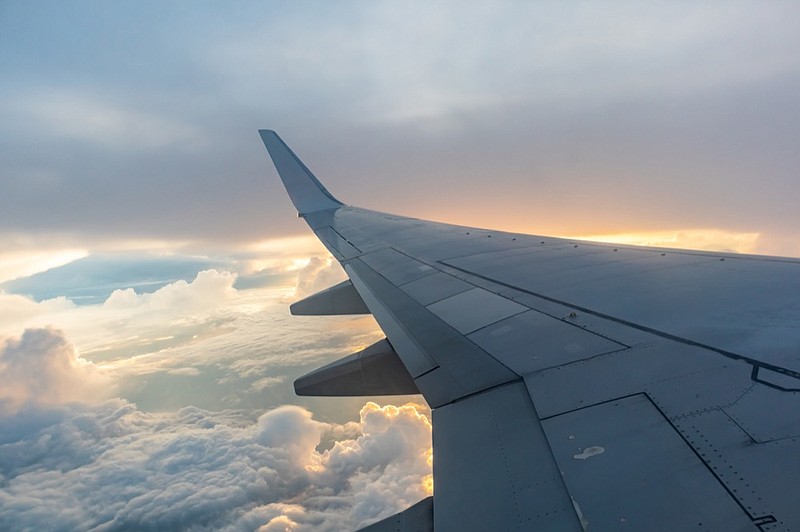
<box><xmin>290</xmin><ymin>279</ymin><xmax>370</xmax><ymax>315</ymax></box>
<box><xmin>294</xmin><ymin>338</ymin><xmax>420</xmax><ymax>396</ymax></box>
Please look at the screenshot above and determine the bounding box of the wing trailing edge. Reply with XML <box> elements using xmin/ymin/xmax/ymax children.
<box><xmin>358</xmin><ymin>496</ymin><xmax>433</xmax><ymax>532</ymax></box>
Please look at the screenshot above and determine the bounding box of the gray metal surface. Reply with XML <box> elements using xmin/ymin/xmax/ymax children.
<box><xmin>467</xmin><ymin>309</ymin><xmax>626</xmax><ymax>374</ymax></box>
<box><xmin>314</xmin><ymin>226</ymin><xmax>361</xmax><ymax>260</ymax></box>
<box><xmin>433</xmin><ymin>382</ymin><xmax>583</xmax><ymax>531</ymax></box>
<box><xmin>541</xmin><ymin>395</ymin><xmax>757</xmax><ymax>531</ymax></box>
<box><xmin>359</xmin><ymin>497</ymin><xmax>433</xmax><ymax>532</ymax></box>
<box><xmin>443</xmin><ymin>244</ymin><xmax>800</xmax><ymax>376</ymax></box>
<box><xmin>426</xmin><ymin>287</ymin><xmax>526</xmax><ymax>334</ymax></box>
<box><xmin>399</xmin><ymin>272</ymin><xmax>472</xmax><ymax>306</ymax></box>
<box><xmin>262</xmin><ymin>130</ymin><xmax>800</xmax><ymax>531</ymax></box>
<box><xmin>724</xmin><ymin>382</ymin><xmax>800</xmax><ymax>442</ymax></box>
<box><xmin>346</xmin><ymin>260</ymin><xmax>517</xmax><ymax>408</ymax></box>
<box><xmin>361</xmin><ymin>248</ymin><xmax>437</xmax><ymax>285</ymax></box>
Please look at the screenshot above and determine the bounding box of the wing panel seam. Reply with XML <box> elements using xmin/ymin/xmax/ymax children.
<box><xmin>443</xmin><ymin>261</ymin><xmax>800</xmax><ymax>381</ymax></box>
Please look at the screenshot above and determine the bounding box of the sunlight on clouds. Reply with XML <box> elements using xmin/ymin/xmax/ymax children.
<box><xmin>0</xmin><ymin>248</ymin><xmax>88</xmax><ymax>284</ymax></box>
<box><xmin>0</xmin><ymin>269</ymin><xmax>243</xmax><ymax>366</ymax></box>
<box><xmin>240</xmin><ymin>235</ymin><xmax>331</xmax><ymax>275</ymax></box>
<box><xmin>0</xmin><ymin>328</ymin><xmax>112</xmax><ymax>414</ymax></box>
<box><xmin>422</xmin><ymin>448</ymin><xmax>434</xmax><ymax>496</ymax></box>
<box><xmin>294</xmin><ymin>257</ymin><xmax>347</xmax><ymax>299</ymax></box>
<box><xmin>105</xmin><ymin>269</ymin><xmax>237</xmax><ymax>310</ymax></box>
<box><xmin>0</xmin><ymin>245</ymin><xmax>428</xmax><ymax>529</ymax></box>
<box><xmin>0</xmin><ymin>400</ymin><xmax>432</xmax><ymax>530</ymax></box>
<box><xmin>0</xmin><ymin>293</ymin><xmax>75</xmax><ymax>328</ymax></box>
<box><xmin>569</xmin><ymin>228</ymin><xmax>762</xmax><ymax>254</ymax></box>
<box><xmin>0</xmin><ymin>252</ymin><xmax>428</xmax><ymax>529</ymax></box>
<box><xmin>0</xmin><ymin>255</ymin><xmax>385</xmax><ymax>415</ymax></box>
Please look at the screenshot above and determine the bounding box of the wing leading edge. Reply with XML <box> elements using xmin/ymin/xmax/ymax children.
<box><xmin>260</xmin><ymin>130</ymin><xmax>800</xmax><ymax>531</ymax></box>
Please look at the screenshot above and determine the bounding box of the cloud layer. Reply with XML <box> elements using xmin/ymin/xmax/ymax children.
<box><xmin>2</xmin><ymin>2</ymin><xmax>799</xmax><ymax>251</ymax></box>
<box><xmin>0</xmin><ymin>256</ymin><xmax>431</xmax><ymax>529</ymax></box>
<box><xmin>0</xmin><ymin>398</ymin><xmax>431</xmax><ymax>531</ymax></box>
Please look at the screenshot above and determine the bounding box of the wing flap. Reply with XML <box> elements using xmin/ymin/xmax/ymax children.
<box><xmin>433</xmin><ymin>381</ymin><xmax>583</xmax><ymax>531</ymax></box>
<box><xmin>359</xmin><ymin>496</ymin><xmax>433</xmax><ymax>532</ymax></box>
<box><xmin>541</xmin><ymin>394</ymin><xmax>757</xmax><ymax>531</ymax></box>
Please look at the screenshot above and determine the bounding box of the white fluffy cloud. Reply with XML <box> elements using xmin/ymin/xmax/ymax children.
<box><xmin>294</xmin><ymin>257</ymin><xmax>347</xmax><ymax>299</ymax></box>
<box><xmin>0</xmin><ymin>400</ymin><xmax>432</xmax><ymax>531</ymax></box>
<box><xmin>0</xmin><ymin>269</ymin><xmax>247</xmax><ymax>368</ymax></box>
<box><xmin>0</xmin><ymin>260</ymin><xmax>430</xmax><ymax>530</ymax></box>
<box><xmin>0</xmin><ymin>264</ymin><xmax>385</xmax><ymax>413</ymax></box>
<box><xmin>104</xmin><ymin>269</ymin><xmax>237</xmax><ymax>310</ymax></box>
<box><xmin>0</xmin><ymin>328</ymin><xmax>112</xmax><ymax>414</ymax></box>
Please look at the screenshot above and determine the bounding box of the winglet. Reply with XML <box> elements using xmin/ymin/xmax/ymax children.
<box><xmin>259</xmin><ymin>130</ymin><xmax>343</xmax><ymax>215</ymax></box>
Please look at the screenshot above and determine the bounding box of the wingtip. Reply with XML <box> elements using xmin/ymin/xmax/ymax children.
<box><xmin>259</xmin><ymin>129</ymin><xmax>343</xmax><ymax>214</ymax></box>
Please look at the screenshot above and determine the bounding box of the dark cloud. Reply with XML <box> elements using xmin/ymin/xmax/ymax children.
<box><xmin>1</xmin><ymin>2</ymin><xmax>799</xmax><ymax>249</ymax></box>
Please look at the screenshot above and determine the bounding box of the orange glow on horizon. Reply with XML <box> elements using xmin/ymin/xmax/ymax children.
<box><xmin>564</xmin><ymin>229</ymin><xmax>762</xmax><ymax>255</ymax></box>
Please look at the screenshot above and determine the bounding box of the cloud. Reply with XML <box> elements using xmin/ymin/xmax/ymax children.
<box><xmin>9</xmin><ymin>90</ymin><xmax>207</xmax><ymax>151</ymax></box>
<box><xmin>294</xmin><ymin>257</ymin><xmax>347</xmax><ymax>299</ymax></box>
<box><xmin>0</xmin><ymin>400</ymin><xmax>432</xmax><ymax>531</ymax></box>
<box><xmin>0</xmin><ymin>259</ymin><xmax>384</xmax><ymax>414</ymax></box>
<box><xmin>2</xmin><ymin>2</ymin><xmax>800</xmax><ymax>250</ymax></box>
<box><xmin>0</xmin><ymin>251</ymin><xmax>425</xmax><ymax>530</ymax></box>
<box><xmin>0</xmin><ymin>293</ymin><xmax>75</xmax><ymax>330</ymax></box>
<box><xmin>0</xmin><ymin>247</ymin><xmax>88</xmax><ymax>285</ymax></box>
<box><xmin>1</xmin><ymin>269</ymin><xmax>241</xmax><ymax>360</ymax></box>
<box><xmin>104</xmin><ymin>269</ymin><xmax>237</xmax><ymax>310</ymax></box>
<box><xmin>0</xmin><ymin>328</ymin><xmax>112</xmax><ymax>414</ymax></box>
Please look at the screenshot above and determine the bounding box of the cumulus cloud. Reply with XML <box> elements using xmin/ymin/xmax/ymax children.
<box><xmin>0</xmin><ymin>261</ymin><xmax>384</xmax><ymax>414</ymax></box>
<box><xmin>1</xmin><ymin>269</ymin><xmax>243</xmax><ymax>366</ymax></box>
<box><xmin>0</xmin><ymin>401</ymin><xmax>432</xmax><ymax>531</ymax></box>
<box><xmin>0</xmin><ymin>255</ymin><xmax>428</xmax><ymax>530</ymax></box>
<box><xmin>0</xmin><ymin>328</ymin><xmax>112</xmax><ymax>414</ymax></box>
<box><xmin>0</xmin><ymin>293</ymin><xmax>75</xmax><ymax>330</ymax></box>
<box><xmin>104</xmin><ymin>269</ymin><xmax>237</xmax><ymax>310</ymax></box>
<box><xmin>294</xmin><ymin>257</ymin><xmax>347</xmax><ymax>299</ymax></box>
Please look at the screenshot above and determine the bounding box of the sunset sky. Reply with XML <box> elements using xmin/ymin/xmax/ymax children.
<box><xmin>1</xmin><ymin>2</ymin><xmax>799</xmax><ymax>530</ymax></box>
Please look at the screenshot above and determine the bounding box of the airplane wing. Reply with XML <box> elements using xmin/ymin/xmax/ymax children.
<box><xmin>259</xmin><ymin>130</ymin><xmax>800</xmax><ymax>531</ymax></box>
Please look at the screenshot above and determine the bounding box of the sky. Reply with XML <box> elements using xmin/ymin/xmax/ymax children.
<box><xmin>1</xmin><ymin>1</ymin><xmax>799</xmax><ymax>530</ymax></box>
